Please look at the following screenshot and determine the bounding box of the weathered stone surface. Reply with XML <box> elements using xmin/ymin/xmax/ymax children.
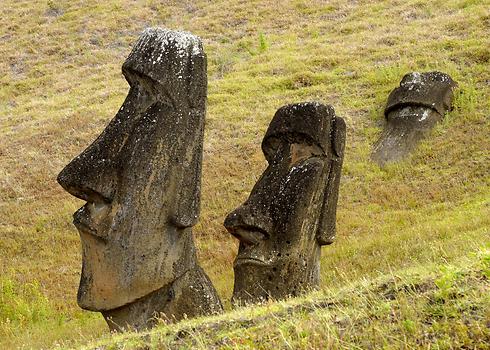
<box><xmin>224</xmin><ymin>102</ymin><xmax>346</xmax><ymax>305</ymax></box>
<box><xmin>57</xmin><ymin>27</ymin><xmax>222</xmax><ymax>331</ymax></box>
<box><xmin>372</xmin><ymin>71</ymin><xmax>457</xmax><ymax>165</ymax></box>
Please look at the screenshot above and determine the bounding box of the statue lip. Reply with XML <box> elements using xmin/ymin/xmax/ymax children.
<box><xmin>73</xmin><ymin>217</ymin><xmax>98</xmax><ymax>238</ymax></box>
<box><xmin>234</xmin><ymin>257</ymin><xmax>269</xmax><ymax>267</ymax></box>
<box><xmin>228</xmin><ymin>226</ymin><xmax>268</xmax><ymax>246</ymax></box>
<box><xmin>73</xmin><ymin>207</ymin><xmax>107</xmax><ymax>242</ymax></box>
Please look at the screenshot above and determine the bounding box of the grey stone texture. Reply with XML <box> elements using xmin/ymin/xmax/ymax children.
<box><xmin>57</xmin><ymin>28</ymin><xmax>222</xmax><ymax>331</ymax></box>
<box><xmin>372</xmin><ymin>71</ymin><xmax>457</xmax><ymax>165</ymax></box>
<box><xmin>224</xmin><ymin>102</ymin><xmax>346</xmax><ymax>305</ymax></box>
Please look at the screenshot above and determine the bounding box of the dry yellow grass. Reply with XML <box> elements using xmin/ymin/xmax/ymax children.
<box><xmin>0</xmin><ymin>0</ymin><xmax>489</xmax><ymax>348</ymax></box>
<box><xmin>83</xmin><ymin>249</ymin><xmax>490</xmax><ymax>349</ymax></box>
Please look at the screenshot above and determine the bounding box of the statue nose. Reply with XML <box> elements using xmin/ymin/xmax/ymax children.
<box><xmin>57</xmin><ymin>152</ymin><xmax>114</xmax><ymax>202</ymax></box>
<box><xmin>57</xmin><ymin>140</ymin><xmax>117</xmax><ymax>203</ymax></box>
<box><xmin>57</xmin><ymin>95</ymin><xmax>139</xmax><ymax>204</ymax></box>
<box><xmin>224</xmin><ymin>203</ymin><xmax>272</xmax><ymax>244</ymax></box>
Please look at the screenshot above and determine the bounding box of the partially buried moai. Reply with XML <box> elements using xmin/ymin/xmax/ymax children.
<box><xmin>224</xmin><ymin>102</ymin><xmax>346</xmax><ymax>305</ymax></box>
<box><xmin>371</xmin><ymin>71</ymin><xmax>457</xmax><ymax>166</ymax></box>
<box><xmin>57</xmin><ymin>28</ymin><xmax>222</xmax><ymax>331</ymax></box>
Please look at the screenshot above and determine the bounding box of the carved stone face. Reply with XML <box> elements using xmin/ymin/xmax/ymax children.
<box><xmin>57</xmin><ymin>28</ymin><xmax>207</xmax><ymax>312</ymax></box>
<box><xmin>224</xmin><ymin>103</ymin><xmax>346</xmax><ymax>304</ymax></box>
<box><xmin>372</xmin><ymin>71</ymin><xmax>457</xmax><ymax>165</ymax></box>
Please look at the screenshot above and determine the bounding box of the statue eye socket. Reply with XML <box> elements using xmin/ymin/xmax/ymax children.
<box><xmin>123</xmin><ymin>68</ymin><xmax>175</xmax><ymax>108</ymax></box>
<box><xmin>289</xmin><ymin>143</ymin><xmax>324</xmax><ymax>167</ymax></box>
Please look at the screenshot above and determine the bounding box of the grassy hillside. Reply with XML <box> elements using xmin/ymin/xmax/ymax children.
<box><xmin>82</xmin><ymin>249</ymin><xmax>490</xmax><ymax>349</ymax></box>
<box><xmin>0</xmin><ymin>0</ymin><xmax>488</xmax><ymax>348</ymax></box>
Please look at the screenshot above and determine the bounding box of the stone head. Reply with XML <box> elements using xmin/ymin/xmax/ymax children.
<box><xmin>224</xmin><ymin>102</ymin><xmax>346</xmax><ymax>304</ymax></box>
<box><xmin>57</xmin><ymin>28</ymin><xmax>207</xmax><ymax>312</ymax></box>
<box><xmin>372</xmin><ymin>71</ymin><xmax>457</xmax><ymax>165</ymax></box>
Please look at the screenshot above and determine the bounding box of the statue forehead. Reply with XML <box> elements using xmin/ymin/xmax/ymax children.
<box><xmin>121</xmin><ymin>28</ymin><xmax>207</xmax><ymax>109</ymax></box>
<box><xmin>262</xmin><ymin>102</ymin><xmax>336</xmax><ymax>158</ymax></box>
<box><xmin>123</xmin><ymin>27</ymin><xmax>203</xmax><ymax>76</ymax></box>
<box><xmin>385</xmin><ymin>71</ymin><xmax>457</xmax><ymax>117</ymax></box>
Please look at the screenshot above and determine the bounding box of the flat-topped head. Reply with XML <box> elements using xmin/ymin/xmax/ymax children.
<box><xmin>225</xmin><ymin>102</ymin><xmax>346</xmax><ymax>304</ymax></box>
<box><xmin>57</xmin><ymin>28</ymin><xmax>207</xmax><ymax>312</ymax></box>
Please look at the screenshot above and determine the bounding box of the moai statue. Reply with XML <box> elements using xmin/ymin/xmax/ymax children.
<box><xmin>57</xmin><ymin>28</ymin><xmax>222</xmax><ymax>331</ymax></box>
<box><xmin>224</xmin><ymin>102</ymin><xmax>346</xmax><ymax>305</ymax></box>
<box><xmin>372</xmin><ymin>71</ymin><xmax>457</xmax><ymax>165</ymax></box>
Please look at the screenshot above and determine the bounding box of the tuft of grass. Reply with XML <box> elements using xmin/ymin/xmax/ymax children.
<box><xmin>0</xmin><ymin>278</ymin><xmax>53</xmax><ymax>328</ymax></box>
<box><xmin>258</xmin><ymin>33</ymin><xmax>268</xmax><ymax>53</ymax></box>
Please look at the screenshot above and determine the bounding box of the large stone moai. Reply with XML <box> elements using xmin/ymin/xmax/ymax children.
<box><xmin>371</xmin><ymin>71</ymin><xmax>457</xmax><ymax>165</ymax></box>
<box><xmin>57</xmin><ymin>28</ymin><xmax>222</xmax><ymax>331</ymax></box>
<box><xmin>224</xmin><ymin>102</ymin><xmax>346</xmax><ymax>305</ymax></box>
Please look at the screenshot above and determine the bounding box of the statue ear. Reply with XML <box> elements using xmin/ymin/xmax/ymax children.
<box><xmin>316</xmin><ymin>116</ymin><xmax>346</xmax><ymax>245</ymax></box>
<box><xmin>171</xmin><ymin>110</ymin><xmax>205</xmax><ymax>228</ymax></box>
<box><xmin>187</xmin><ymin>48</ymin><xmax>207</xmax><ymax>109</ymax></box>
<box><xmin>171</xmin><ymin>46</ymin><xmax>207</xmax><ymax>229</ymax></box>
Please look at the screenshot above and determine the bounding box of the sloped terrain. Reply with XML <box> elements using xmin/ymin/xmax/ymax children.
<box><xmin>0</xmin><ymin>0</ymin><xmax>489</xmax><ymax>348</ymax></box>
<box><xmin>84</xmin><ymin>249</ymin><xmax>490</xmax><ymax>349</ymax></box>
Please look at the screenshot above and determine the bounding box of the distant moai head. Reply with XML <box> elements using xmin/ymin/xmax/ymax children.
<box><xmin>372</xmin><ymin>71</ymin><xmax>457</xmax><ymax>165</ymax></box>
<box><xmin>57</xmin><ymin>28</ymin><xmax>221</xmax><ymax>330</ymax></box>
<box><xmin>224</xmin><ymin>102</ymin><xmax>346</xmax><ymax>305</ymax></box>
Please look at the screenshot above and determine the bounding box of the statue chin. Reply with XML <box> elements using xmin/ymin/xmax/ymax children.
<box><xmin>102</xmin><ymin>265</ymin><xmax>223</xmax><ymax>332</ymax></box>
<box><xmin>232</xmin><ymin>248</ymin><xmax>322</xmax><ymax>306</ymax></box>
